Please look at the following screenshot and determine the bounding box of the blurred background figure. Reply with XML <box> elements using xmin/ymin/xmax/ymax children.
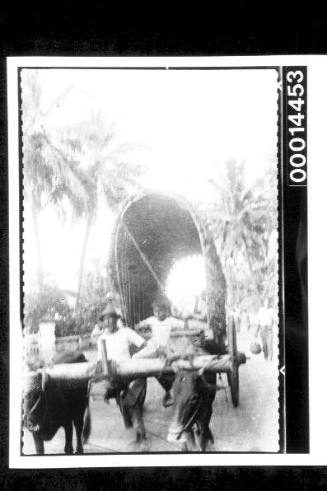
<box><xmin>240</xmin><ymin>309</ymin><xmax>250</xmax><ymax>333</ymax></box>
<box><xmin>105</xmin><ymin>290</ymin><xmax>125</xmax><ymax>328</ymax></box>
<box><xmin>256</xmin><ymin>298</ymin><xmax>276</xmax><ymax>361</ymax></box>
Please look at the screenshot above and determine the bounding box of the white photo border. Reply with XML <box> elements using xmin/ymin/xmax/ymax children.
<box><xmin>8</xmin><ymin>55</ymin><xmax>324</xmax><ymax>468</ymax></box>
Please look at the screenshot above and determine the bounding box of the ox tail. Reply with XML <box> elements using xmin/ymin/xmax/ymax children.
<box><xmin>82</xmin><ymin>401</ymin><xmax>91</xmax><ymax>444</ymax></box>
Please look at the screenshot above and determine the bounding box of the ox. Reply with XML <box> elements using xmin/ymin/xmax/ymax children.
<box><xmin>167</xmin><ymin>369</ymin><xmax>218</xmax><ymax>451</ymax></box>
<box><xmin>23</xmin><ymin>351</ymin><xmax>91</xmax><ymax>455</ymax></box>
<box><xmin>167</xmin><ymin>339</ymin><xmax>223</xmax><ymax>452</ymax></box>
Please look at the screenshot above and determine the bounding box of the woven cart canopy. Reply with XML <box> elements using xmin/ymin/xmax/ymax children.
<box><xmin>108</xmin><ymin>192</ymin><xmax>226</xmax><ymax>344</ymax></box>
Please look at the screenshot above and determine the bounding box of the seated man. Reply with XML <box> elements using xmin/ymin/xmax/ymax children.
<box><xmin>97</xmin><ymin>304</ymin><xmax>147</xmax><ymax>443</ymax></box>
<box><xmin>133</xmin><ymin>294</ymin><xmax>185</xmax><ymax>407</ymax></box>
<box><xmin>134</xmin><ymin>294</ymin><xmax>186</xmax><ymax>357</ymax></box>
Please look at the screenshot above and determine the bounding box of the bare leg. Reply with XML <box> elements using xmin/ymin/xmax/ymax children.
<box><xmin>131</xmin><ymin>403</ymin><xmax>149</xmax><ymax>451</ymax></box>
<box><xmin>131</xmin><ymin>404</ymin><xmax>146</xmax><ymax>442</ymax></box>
<box><xmin>260</xmin><ymin>330</ymin><xmax>268</xmax><ymax>360</ymax></box>
<box><xmin>156</xmin><ymin>374</ymin><xmax>175</xmax><ymax>406</ymax></box>
<box><xmin>132</xmin><ymin>341</ymin><xmax>157</xmax><ymax>359</ymax></box>
<box><xmin>268</xmin><ymin>329</ymin><xmax>273</xmax><ymax>361</ymax></box>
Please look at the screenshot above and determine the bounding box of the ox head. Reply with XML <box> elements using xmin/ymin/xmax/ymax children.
<box><xmin>23</xmin><ymin>371</ymin><xmax>48</xmax><ymax>434</ymax></box>
<box><xmin>167</xmin><ymin>367</ymin><xmax>216</xmax><ymax>443</ymax></box>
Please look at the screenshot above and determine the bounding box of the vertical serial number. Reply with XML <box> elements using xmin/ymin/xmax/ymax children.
<box><xmin>284</xmin><ymin>67</ymin><xmax>307</xmax><ymax>186</ymax></box>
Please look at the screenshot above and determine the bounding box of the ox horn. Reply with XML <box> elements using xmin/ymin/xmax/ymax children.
<box><xmin>41</xmin><ymin>370</ymin><xmax>50</xmax><ymax>392</ymax></box>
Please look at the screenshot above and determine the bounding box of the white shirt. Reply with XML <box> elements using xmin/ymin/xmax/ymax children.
<box><xmin>257</xmin><ymin>307</ymin><xmax>276</xmax><ymax>327</ymax></box>
<box><xmin>97</xmin><ymin>327</ymin><xmax>144</xmax><ymax>363</ymax></box>
<box><xmin>138</xmin><ymin>316</ymin><xmax>184</xmax><ymax>349</ymax></box>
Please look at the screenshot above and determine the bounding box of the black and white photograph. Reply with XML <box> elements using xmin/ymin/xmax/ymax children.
<box><xmin>18</xmin><ymin>64</ymin><xmax>280</xmax><ymax>456</ymax></box>
<box><xmin>9</xmin><ymin>56</ymin><xmax>325</xmax><ymax>468</ymax></box>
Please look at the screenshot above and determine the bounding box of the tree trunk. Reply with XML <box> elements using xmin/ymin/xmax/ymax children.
<box><xmin>75</xmin><ymin>212</ymin><xmax>94</xmax><ymax>312</ymax></box>
<box><xmin>31</xmin><ymin>196</ymin><xmax>44</xmax><ymax>291</ymax></box>
<box><xmin>200</xmin><ymin>231</ymin><xmax>227</xmax><ymax>352</ymax></box>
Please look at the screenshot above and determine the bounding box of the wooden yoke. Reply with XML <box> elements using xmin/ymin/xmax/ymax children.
<box><xmin>39</xmin><ymin>353</ymin><xmax>246</xmax><ymax>381</ymax></box>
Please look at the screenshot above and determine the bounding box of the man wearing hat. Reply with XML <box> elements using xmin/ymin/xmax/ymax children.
<box><xmin>97</xmin><ymin>303</ymin><xmax>147</xmax><ymax>444</ymax></box>
<box><xmin>97</xmin><ymin>303</ymin><xmax>145</xmax><ymax>361</ymax></box>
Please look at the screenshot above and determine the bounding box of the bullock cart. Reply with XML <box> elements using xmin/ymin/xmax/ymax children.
<box><xmin>44</xmin><ymin>316</ymin><xmax>245</xmax><ymax>407</ymax></box>
<box><xmin>44</xmin><ymin>192</ymin><xmax>246</xmax><ymax>407</ymax></box>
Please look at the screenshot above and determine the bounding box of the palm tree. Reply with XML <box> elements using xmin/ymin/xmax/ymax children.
<box><xmin>23</xmin><ymin>71</ymin><xmax>145</xmax><ymax>306</ymax></box>
<box><xmin>204</xmin><ymin>159</ymin><xmax>277</xmax><ymax>308</ymax></box>
<box><xmin>55</xmin><ymin>112</ymin><xmax>145</xmax><ymax>309</ymax></box>
<box><xmin>22</xmin><ymin>70</ymin><xmax>92</xmax><ymax>291</ymax></box>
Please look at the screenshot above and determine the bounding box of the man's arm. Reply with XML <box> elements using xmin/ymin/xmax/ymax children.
<box><xmin>127</xmin><ymin>327</ymin><xmax>148</xmax><ymax>352</ymax></box>
<box><xmin>131</xmin><ymin>340</ymin><xmax>147</xmax><ymax>355</ymax></box>
<box><xmin>135</xmin><ymin>317</ymin><xmax>155</xmax><ymax>342</ymax></box>
<box><xmin>136</xmin><ymin>316</ymin><xmax>154</xmax><ymax>329</ymax></box>
<box><xmin>169</xmin><ymin>317</ymin><xmax>187</xmax><ymax>330</ymax></box>
<box><xmin>188</xmin><ymin>311</ymin><xmax>207</xmax><ymax>322</ymax></box>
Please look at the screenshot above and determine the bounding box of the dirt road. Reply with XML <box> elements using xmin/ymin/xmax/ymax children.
<box><xmin>22</xmin><ymin>331</ymin><xmax>279</xmax><ymax>454</ymax></box>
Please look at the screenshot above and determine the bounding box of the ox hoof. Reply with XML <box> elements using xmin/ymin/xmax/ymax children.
<box><xmin>137</xmin><ymin>440</ymin><xmax>149</xmax><ymax>452</ymax></box>
<box><xmin>135</xmin><ymin>432</ymin><xmax>146</xmax><ymax>444</ymax></box>
<box><xmin>181</xmin><ymin>442</ymin><xmax>188</xmax><ymax>452</ymax></box>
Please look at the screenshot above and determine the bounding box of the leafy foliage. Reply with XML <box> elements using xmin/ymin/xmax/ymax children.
<box><xmin>22</xmin><ymin>71</ymin><xmax>93</xmax><ymax>217</ymax></box>
<box><xmin>22</xmin><ymin>68</ymin><xmax>145</xmax><ymax>219</ymax></box>
<box><xmin>24</xmin><ymin>283</ymin><xmax>75</xmax><ymax>335</ymax></box>
<box><xmin>74</xmin><ymin>261</ymin><xmax>111</xmax><ymax>333</ymax></box>
<box><xmin>56</xmin><ymin>113</ymin><xmax>145</xmax><ymax>213</ymax></box>
<box><xmin>24</xmin><ymin>263</ymin><xmax>110</xmax><ymax>337</ymax></box>
<box><xmin>22</xmin><ymin>69</ymin><xmax>145</xmax><ymax>299</ymax></box>
<box><xmin>202</xmin><ymin>159</ymin><xmax>278</xmax><ymax>310</ymax></box>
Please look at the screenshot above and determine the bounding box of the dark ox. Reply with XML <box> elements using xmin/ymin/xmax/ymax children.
<box><xmin>23</xmin><ymin>351</ymin><xmax>90</xmax><ymax>455</ymax></box>
<box><xmin>166</xmin><ymin>337</ymin><xmax>224</xmax><ymax>451</ymax></box>
<box><xmin>167</xmin><ymin>368</ymin><xmax>216</xmax><ymax>451</ymax></box>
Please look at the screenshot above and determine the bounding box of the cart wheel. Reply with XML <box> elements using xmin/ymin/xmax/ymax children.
<box><xmin>228</xmin><ymin>365</ymin><xmax>239</xmax><ymax>408</ymax></box>
<box><xmin>227</xmin><ymin>316</ymin><xmax>240</xmax><ymax>407</ymax></box>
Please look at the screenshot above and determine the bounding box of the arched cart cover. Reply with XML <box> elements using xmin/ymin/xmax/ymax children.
<box><xmin>108</xmin><ymin>192</ymin><xmax>226</xmax><ymax>347</ymax></box>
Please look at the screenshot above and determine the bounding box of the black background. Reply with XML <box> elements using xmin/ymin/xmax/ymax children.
<box><xmin>282</xmin><ymin>68</ymin><xmax>309</xmax><ymax>453</ymax></box>
<box><xmin>0</xmin><ymin>1</ymin><xmax>325</xmax><ymax>488</ymax></box>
